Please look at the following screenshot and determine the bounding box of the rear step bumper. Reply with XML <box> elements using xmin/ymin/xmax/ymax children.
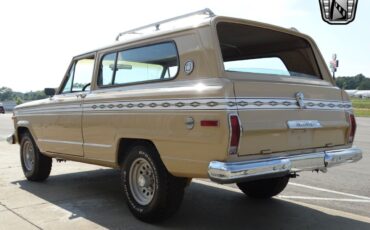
<box><xmin>208</xmin><ymin>147</ymin><xmax>362</xmax><ymax>184</ymax></box>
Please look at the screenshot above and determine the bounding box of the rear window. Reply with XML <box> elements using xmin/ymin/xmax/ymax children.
<box><xmin>217</xmin><ymin>22</ymin><xmax>321</xmax><ymax>79</ymax></box>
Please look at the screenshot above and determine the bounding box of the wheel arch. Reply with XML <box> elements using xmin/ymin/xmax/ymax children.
<box><xmin>16</xmin><ymin>125</ymin><xmax>41</xmax><ymax>151</ymax></box>
<box><xmin>16</xmin><ymin>126</ymin><xmax>31</xmax><ymax>143</ymax></box>
<box><xmin>14</xmin><ymin>119</ymin><xmax>34</xmax><ymax>143</ymax></box>
<box><xmin>116</xmin><ymin>138</ymin><xmax>160</xmax><ymax>166</ymax></box>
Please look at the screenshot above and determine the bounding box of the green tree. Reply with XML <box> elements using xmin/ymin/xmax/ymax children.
<box><xmin>0</xmin><ymin>87</ymin><xmax>48</xmax><ymax>102</ymax></box>
<box><xmin>23</xmin><ymin>90</ymin><xmax>47</xmax><ymax>100</ymax></box>
<box><xmin>0</xmin><ymin>87</ymin><xmax>14</xmax><ymax>101</ymax></box>
<box><xmin>358</xmin><ymin>79</ymin><xmax>370</xmax><ymax>90</ymax></box>
<box><xmin>336</xmin><ymin>74</ymin><xmax>368</xmax><ymax>89</ymax></box>
<box><xmin>15</xmin><ymin>97</ymin><xmax>23</xmax><ymax>105</ymax></box>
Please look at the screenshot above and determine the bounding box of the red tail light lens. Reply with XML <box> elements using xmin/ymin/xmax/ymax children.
<box><xmin>348</xmin><ymin>113</ymin><xmax>357</xmax><ymax>144</ymax></box>
<box><xmin>229</xmin><ymin>115</ymin><xmax>241</xmax><ymax>155</ymax></box>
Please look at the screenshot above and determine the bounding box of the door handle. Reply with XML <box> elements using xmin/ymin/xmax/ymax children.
<box><xmin>76</xmin><ymin>93</ymin><xmax>87</xmax><ymax>99</ymax></box>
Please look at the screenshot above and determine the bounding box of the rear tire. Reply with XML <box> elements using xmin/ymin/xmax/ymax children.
<box><xmin>237</xmin><ymin>176</ymin><xmax>289</xmax><ymax>199</ymax></box>
<box><xmin>20</xmin><ymin>132</ymin><xmax>52</xmax><ymax>181</ymax></box>
<box><xmin>121</xmin><ymin>142</ymin><xmax>187</xmax><ymax>223</ymax></box>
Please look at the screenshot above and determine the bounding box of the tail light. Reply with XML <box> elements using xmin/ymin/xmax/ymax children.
<box><xmin>229</xmin><ymin>115</ymin><xmax>241</xmax><ymax>155</ymax></box>
<box><xmin>347</xmin><ymin>112</ymin><xmax>357</xmax><ymax>144</ymax></box>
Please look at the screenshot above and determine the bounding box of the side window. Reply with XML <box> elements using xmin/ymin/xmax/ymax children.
<box><xmin>99</xmin><ymin>53</ymin><xmax>116</xmax><ymax>85</ymax></box>
<box><xmin>166</xmin><ymin>66</ymin><xmax>178</xmax><ymax>78</ymax></box>
<box><xmin>62</xmin><ymin>64</ymin><xmax>75</xmax><ymax>93</ymax></box>
<box><xmin>98</xmin><ymin>42</ymin><xmax>178</xmax><ymax>86</ymax></box>
<box><xmin>61</xmin><ymin>57</ymin><xmax>95</xmax><ymax>93</ymax></box>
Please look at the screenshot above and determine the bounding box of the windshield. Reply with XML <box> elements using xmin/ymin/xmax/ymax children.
<box><xmin>217</xmin><ymin>22</ymin><xmax>322</xmax><ymax>79</ymax></box>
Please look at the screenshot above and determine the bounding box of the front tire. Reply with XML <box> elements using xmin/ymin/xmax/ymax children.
<box><xmin>237</xmin><ymin>176</ymin><xmax>289</xmax><ymax>199</ymax></box>
<box><xmin>121</xmin><ymin>143</ymin><xmax>187</xmax><ymax>223</ymax></box>
<box><xmin>20</xmin><ymin>132</ymin><xmax>52</xmax><ymax>181</ymax></box>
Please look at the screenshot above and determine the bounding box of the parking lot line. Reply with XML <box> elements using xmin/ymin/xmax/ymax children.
<box><xmin>194</xmin><ymin>180</ymin><xmax>370</xmax><ymax>201</ymax></box>
<box><xmin>192</xmin><ymin>179</ymin><xmax>370</xmax><ymax>223</ymax></box>
<box><xmin>193</xmin><ymin>179</ymin><xmax>242</xmax><ymax>193</ymax></box>
<box><xmin>278</xmin><ymin>195</ymin><xmax>370</xmax><ymax>203</ymax></box>
<box><xmin>289</xmin><ymin>182</ymin><xmax>370</xmax><ymax>200</ymax></box>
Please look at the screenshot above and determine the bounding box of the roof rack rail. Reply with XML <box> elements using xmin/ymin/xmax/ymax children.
<box><xmin>115</xmin><ymin>8</ymin><xmax>215</xmax><ymax>41</ymax></box>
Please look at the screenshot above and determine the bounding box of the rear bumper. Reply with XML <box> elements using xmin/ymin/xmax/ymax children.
<box><xmin>208</xmin><ymin>147</ymin><xmax>362</xmax><ymax>184</ymax></box>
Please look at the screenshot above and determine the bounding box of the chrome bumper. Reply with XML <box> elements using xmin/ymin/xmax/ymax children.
<box><xmin>208</xmin><ymin>147</ymin><xmax>362</xmax><ymax>184</ymax></box>
<box><xmin>6</xmin><ymin>133</ymin><xmax>16</xmax><ymax>144</ymax></box>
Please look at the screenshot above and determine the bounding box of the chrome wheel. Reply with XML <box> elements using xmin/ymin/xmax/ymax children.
<box><xmin>129</xmin><ymin>156</ymin><xmax>156</xmax><ymax>205</ymax></box>
<box><xmin>22</xmin><ymin>139</ymin><xmax>35</xmax><ymax>171</ymax></box>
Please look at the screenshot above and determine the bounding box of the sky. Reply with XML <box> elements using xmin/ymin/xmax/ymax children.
<box><xmin>0</xmin><ymin>0</ymin><xmax>369</xmax><ymax>92</ymax></box>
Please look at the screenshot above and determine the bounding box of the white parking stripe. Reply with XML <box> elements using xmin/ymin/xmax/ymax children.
<box><xmin>194</xmin><ymin>180</ymin><xmax>370</xmax><ymax>201</ymax></box>
<box><xmin>289</xmin><ymin>182</ymin><xmax>370</xmax><ymax>200</ymax></box>
<box><xmin>278</xmin><ymin>195</ymin><xmax>370</xmax><ymax>203</ymax></box>
<box><xmin>192</xmin><ymin>179</ymin><xmax>370</xmax><ymax>223</ymax></box>
<box><xmin>193</xmin><ymin>179</ymin><xmax>242</xmax><ymax>193</ymax></box>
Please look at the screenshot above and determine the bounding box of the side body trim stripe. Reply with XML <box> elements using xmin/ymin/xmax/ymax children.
<box><xmin>15</xmin><ymin>97</ymin><xmax>352</xmax><ymax>115</ymax></box>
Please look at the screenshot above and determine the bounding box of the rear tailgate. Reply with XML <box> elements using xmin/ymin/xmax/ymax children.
<box><xmin>233</xmin><ymin>80</ymin><xmax>349</xmax><ymax>156</ymax></box>
<box><xmin>216</xmin><ymin>21</ymin><xmax>351</xmax><ymax>156</ymax></box>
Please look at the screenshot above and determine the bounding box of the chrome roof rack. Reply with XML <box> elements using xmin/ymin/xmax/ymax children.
<box><xmin>115</xmin><ymin>8</ymin><xmax>215</xmax><ymax>41</ymax></box>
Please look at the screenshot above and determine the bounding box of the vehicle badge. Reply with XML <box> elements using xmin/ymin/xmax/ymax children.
<box><xmin>318</xmin><ymin>0</ymin><xmax>358</xmax><ymax>25</ymax></box>
<box><xmin>184</xmin><ymin>60</ymin><xmax>194</xmax><ymax>75</ymax></box>
<box><xmin>295</xmin><ymin>92</ymin><xmax>306</xmax><ymax>109</ymax></box>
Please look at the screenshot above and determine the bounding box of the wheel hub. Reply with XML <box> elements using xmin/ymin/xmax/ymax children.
<box><xmin>138</xmin><ymin>175</ymin><xmax>150</xmax><ymax>187</ymax></box>
<box><xmin>129</xmin><ymin>157</ymin><xmax>156</xmax><ymax>205</ymax></box>
<box><xmin>22</xmin><ymin>140</ymin><xmax>35</xmax><ymax>171</ymax></box>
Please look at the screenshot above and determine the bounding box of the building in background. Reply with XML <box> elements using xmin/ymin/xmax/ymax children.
<box><xmin>0</xmin><ymin>101</ymin><xmax>16</xmax><ymax>112</ymax></box>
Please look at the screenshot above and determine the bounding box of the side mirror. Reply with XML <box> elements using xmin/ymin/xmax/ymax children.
<box><xmin>44</xmin><ymin>88</ymin><xmax>56</xmax><ymax>96</ymax></box>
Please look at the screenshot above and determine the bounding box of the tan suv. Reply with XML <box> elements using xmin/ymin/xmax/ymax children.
<box><xmin>7</xmin><ymin>9</ymin><xmax>362</xmax><ymax>222</ymax></box>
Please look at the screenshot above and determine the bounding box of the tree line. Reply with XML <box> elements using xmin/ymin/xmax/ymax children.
<box><xmin>335</xmin><ymin>74</ymin><xmax>370</xmax><ymax>90</ymax></box>
<box><xmin>0</xmin><ymin>87</ymin><xmax>47</xmax><ymax>104</ymax></box>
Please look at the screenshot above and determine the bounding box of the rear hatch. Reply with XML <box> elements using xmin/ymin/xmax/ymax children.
<box><xmin>232</xmin><ymin>79</ymin><xmax>348</xmax><ymax>156</ymax></box>
<box><xmin>217</xmin><ymin>21</ymin><xmax>349</xmax><ymax>156</ymax></box>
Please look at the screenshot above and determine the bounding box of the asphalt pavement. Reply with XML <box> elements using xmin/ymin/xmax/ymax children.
<box><xmin>0</xmin><ymin>113</ymin><xmax>369</xmax><ymax>229</ymax></box>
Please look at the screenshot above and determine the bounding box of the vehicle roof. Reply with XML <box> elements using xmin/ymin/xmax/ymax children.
<box><xmin>75</xmin><ymin>15</ymin><xmax>308</xmax><ymax>58</ymax></box>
